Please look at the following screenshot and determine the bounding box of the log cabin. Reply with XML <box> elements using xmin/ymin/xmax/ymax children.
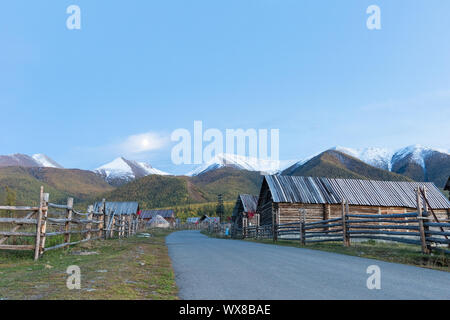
<box><xmin>257</xmin><ymin>175</ymin><xmax>450</xmax><ymax>227</ymax></box>
<box><xmin>232</xmin><ymin>194</ymin><xmax>259</xmax><ymax>230</ymax></box>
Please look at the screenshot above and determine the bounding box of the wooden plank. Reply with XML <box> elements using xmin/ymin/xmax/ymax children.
<box><xmin>348</xmin><ymin>230</ymin><xmax>421</xmax><ymax>236</ymax></box>
<box><xmin>43</xmin><ymin>236</ymin><xmax>102</xmax><ymax>252</ymax></box>
<box><xmin>0</xmin><ymin>211</ymin><xmax>36</xmax><ymax>245</ymax></box>
<box><xmin>0</xmin><ymin>206</ymin><xmax>40</xmax><ymax>211</ymax></box>
<box><xmin>48</xmin><ymin>203</ymin><xmax>70</xmax><ymax>209</ymax></box>
<box><xmin>0</xmin><ymin>218</ymin><xmax>37</xmax><ymax>224</ymax></box>
<box><xmin>0</xmin><ymin>231</ymin><xmax>36</xmax><ymax>237</ymax></box>
<box><xmin>346</xmin><ymin>212</ymin><xmax>418</xmax><ymax>219</ymax></box>
<box><xmin>0</xmin><ymin>244</ymin><xmax>34</xmax><ymax>250</ymax></box>
<box><xmin>348</xmin><ymin>218</ymin><xmax>420</xmax><ymax>224</ymax></box>
<box><xmin>349</xmin><ymin>225</ymin><xmax>419</xmax><ymax>230</ymax></box>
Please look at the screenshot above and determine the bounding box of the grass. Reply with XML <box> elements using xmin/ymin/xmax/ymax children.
<box><xmin>0</xmin><ymin>229</ymin><xmax>178</xmax><ymax>300</ymax></box>
<box><xmin>202</xmin><ymin>231</ymin><xmax>450</xmax><ymax>272</ymax></box>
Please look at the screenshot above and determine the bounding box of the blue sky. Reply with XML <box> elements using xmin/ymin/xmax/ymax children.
<box><xmin>1</xmin><ymin>0</ymin><xmax>449</xmax><ymax>174</ymax></box>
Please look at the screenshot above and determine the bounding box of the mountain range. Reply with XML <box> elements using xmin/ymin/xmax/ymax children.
<box><xmin>0</xmin><ymin>145</ymin><xmax>448</xmax><ymax>208</ymax></box>
<box><xmin>94</xmin><ymin>157</ymin><xmax>169</xmax><ymax>186</ymax></box>
<box><xmin>0</xmin><ymin>153</ymin><xmax>63</xmax><ymax>169</ymax></box>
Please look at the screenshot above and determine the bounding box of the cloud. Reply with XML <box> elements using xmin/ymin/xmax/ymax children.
<box><xmin>118</xmin><ymin>132</ymin><xmax>169</xmax><ymax>155</ymax></box>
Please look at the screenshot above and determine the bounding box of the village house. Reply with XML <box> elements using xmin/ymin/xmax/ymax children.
<box><xmin>256</xmin><ymin>175</ymin><xmax>450</xmax><ymax>227</ymax></box>
<box><xmin>232</xmin><ymin>194</ymin><xmax>259</xmax><ymax>230</ymax></box>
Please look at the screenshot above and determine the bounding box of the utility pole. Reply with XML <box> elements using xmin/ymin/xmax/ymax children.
<box><xmin>216</xmin><ymin>194</ymin><xmax>224</xmax><ymax>223</ymax></box>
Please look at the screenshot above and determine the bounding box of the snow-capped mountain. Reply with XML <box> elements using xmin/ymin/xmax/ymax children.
<box><xmin>332</xmin><ymin>145</ymin><xmax>449</xmax><ymax>172</ymax></box>
<box><xmin>186</xmin><ymin>153</ymin><xmax>296</xmax><ymax>176</ymax></box>
<box><xmin>31</xmin><ymin>154</ymin><xmax>64</xmax><ymax>169</ymax></box>
<box><xmin>391</xmin><ymin>145</ymin><xmax>448</xmax><ymax>169</ymax></box>
<box><xmin>95</xmin><ymin>157</ymin><xmax>169</xmax><ymax>186</ymax></box>
<box><xmin>328</xmin><ymin>145</ymin><xmax>450</xmax><ymax>187</ymax></box>
<box><xmin>0</xmin><ymin>153</ymin><xmax>63</xmax><ymax>169</ymax></box>
<box><xmin>331</xmin><ymin>146</ymin><xmax>393</xmax><ymax>170</ymax></box>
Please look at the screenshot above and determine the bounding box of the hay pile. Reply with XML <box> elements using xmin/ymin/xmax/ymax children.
<box><xmin>148</xmin><ymin>215</ymin><xmax>170</xmax><ymax>228</ymax></box>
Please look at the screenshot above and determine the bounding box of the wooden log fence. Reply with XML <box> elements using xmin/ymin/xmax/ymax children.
<box><xmin>0</xmin><ymin>187</ymin><xmax>145</xmax><ymax>260</ymax></box>
<box><xmin>231</xmin><ymin>186</ymin><xmax>450</xmax><ymax>255</ymax></box>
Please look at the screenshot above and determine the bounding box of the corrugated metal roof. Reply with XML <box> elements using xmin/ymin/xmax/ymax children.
<box><xmin>240</xmin><ymin>194</ymin><xmax>258</xmax><ymax>213</ymax></box>
<box><xmin>232</xmin><ymin>194</ymin><xmax>258</xmax><ymax>217</ymax></box>
<box><xmin>93</xmin><ymin>201</ymin><xmax>139</xmax><ymax>215</ymax></box>
<box><xmin>141</xmin><ymin>209</ymin><xmax>175</xmax><ymax>219</ymax></box>
<box><xmin>264</xmin><ymin>175</ymin><xmax>450</xmax><ymax>209</ymax></box>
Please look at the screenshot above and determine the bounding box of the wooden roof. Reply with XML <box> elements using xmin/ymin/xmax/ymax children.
<box><xmin>263</xmin><ymin>175</ymin><xmax>450</xmax><ymax>209</ymax></box>
<box><xmin>93</xmin><ymin>201</ymin><xmax>139</xmax><ymax>215</ymax></box>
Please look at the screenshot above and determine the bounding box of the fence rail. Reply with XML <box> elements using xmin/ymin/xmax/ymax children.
<box><xmin>0</xmin><ymin>186</ymin><xmax>146</xmax><ymax>260</ymax></box>
<box><xmin>232</xmin><ymin>187</ymin><xmax>450</xmax><ymax>255</ymax></box>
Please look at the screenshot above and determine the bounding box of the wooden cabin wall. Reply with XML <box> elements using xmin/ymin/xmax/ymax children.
<box><xmin>257</xmin><ymin>181</ymin><xmax>275</xmax><ymax>226</ymax></box>
<box><xmin>258</xmin><ymin>180</ymin><xmax>450</xmax><ymax>227</ymax></box>
<box><xmin>233</xmin><ymin>201</ymin><xmax>245</xmax><ymax>228</ymax></box>
<box><xmin>276</xmin><ymin>204</ymin><xmax>450</xmax><ymax>225</ymax></box>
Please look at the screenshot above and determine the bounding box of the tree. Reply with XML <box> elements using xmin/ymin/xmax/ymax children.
<box><xmin>5</xmin><ymin>186</ymin><xmax>16</xmax><ymax>218</ymax></box>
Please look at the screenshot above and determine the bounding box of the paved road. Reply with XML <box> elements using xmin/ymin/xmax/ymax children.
<box><xmin>166</xmin><ymin>230</ymin><xmax>450</xmax><ymax>300</ymax></box>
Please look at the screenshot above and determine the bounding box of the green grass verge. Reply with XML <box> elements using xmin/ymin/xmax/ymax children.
<box><xmin>201</xmin><ymin>231</ymin><xmax>449</xmax><ymax>272</ymax></box>
<box><xmin>0</xmin><ymin>229</ymin><xmax>178</xmax><ymax>300</ymax></box>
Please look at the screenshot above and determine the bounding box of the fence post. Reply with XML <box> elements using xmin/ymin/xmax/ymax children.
<box><xmin>99</xmin><ymin>199</ymin><xmax>108</xmax><ymax>239</ymax></box>
<box><xmin>117</xmin><ymin>214</ymin><xmax>122</xmax><ymax>238</ymax></box>
<box><xmin>34</xmin><ymin>187</ymin><xmax>45</xmax><ymax>260</ymax></box>
<box><xmin>416</xmin><ymin>188</ymin><xmax>430</xmax><ymax>254</ymax></box>
<box><xmin>272</xmin><ymin>209</ymin><xmax>278</xmax><ymax>243</ymax></box>
<box><xmin>117</xmin><ymin>215</ymin><xmax>121</xmax><ymax>238</ymax></box>
<box><xmin>127</xmin><ymin>215</ymin><xmax>131</xmax><ymax>237</ymax></box>
<box><xmin>299</xmin><ymin>209</ymin><xmax>306</xmax><ymax>246</ymax></box>
<box><xmin>86</xmin><ymin>205</ymin><xmax>93</xmax><ymax>240</ymax></box>
<box><xmin>64</xmin><ymin>198</ymin><xmax>74</xmax><ymax>246</ymax></box>
<box><xmin>109</xmin><ymin>214</ymin><xmax>115</xmax><ymax>238</ymax></box>
<box><xmin>341</xmin><ymin>200</ymin><xmax>350</xmax><ymax>247</ymax></box>
<box><xmin>421</xmin><ymin>187</ymin><xmax>431</xmax><ymax>244</ymax></box>
<box><xmin>98</xmin><ymin>205</ymin><xmax>104</xmax><ymax>239</ymax></box>
<box><xmin>121</xmin><ymin>215</ymin><xmax>125</xmax><ymax>237</ymax></box>
<box><xmin>38</xmin><ymin>192</ymin><xmax>50</xmax><ymax>257</ymax></box>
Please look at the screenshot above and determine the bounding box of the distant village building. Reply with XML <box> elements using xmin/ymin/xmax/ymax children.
<box><xmin>186</xmin><ymin>217</ymin><xmax>200</xmax><ymax>224</ymax></box>
<box><xmin>140</xmin><ymin>209</ymin><xmax>176</xmax><ymax>226</ymax></box>
<box><xmin>93</xmin><ymin>201</ymin><xmax>140</xmax><ymax>216</ymax></box>
<box><xmin>185</xmin><ymin>215</ymin><xmax>220</xmax><ymax>225</ymax></box>
<box><xmin>257</xmin><ymin>175</ymin><xmax>450</xmax><ymax>227</ymax></box>
<box><xmin>232</xmin><ymin>194</ymin><xmax>259</xmax><ymax>230</ymax></box>
<box><xmin>200</xmin><ymin>215</ymin><xmax>220</xmax><ymax>224</ymax></box>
